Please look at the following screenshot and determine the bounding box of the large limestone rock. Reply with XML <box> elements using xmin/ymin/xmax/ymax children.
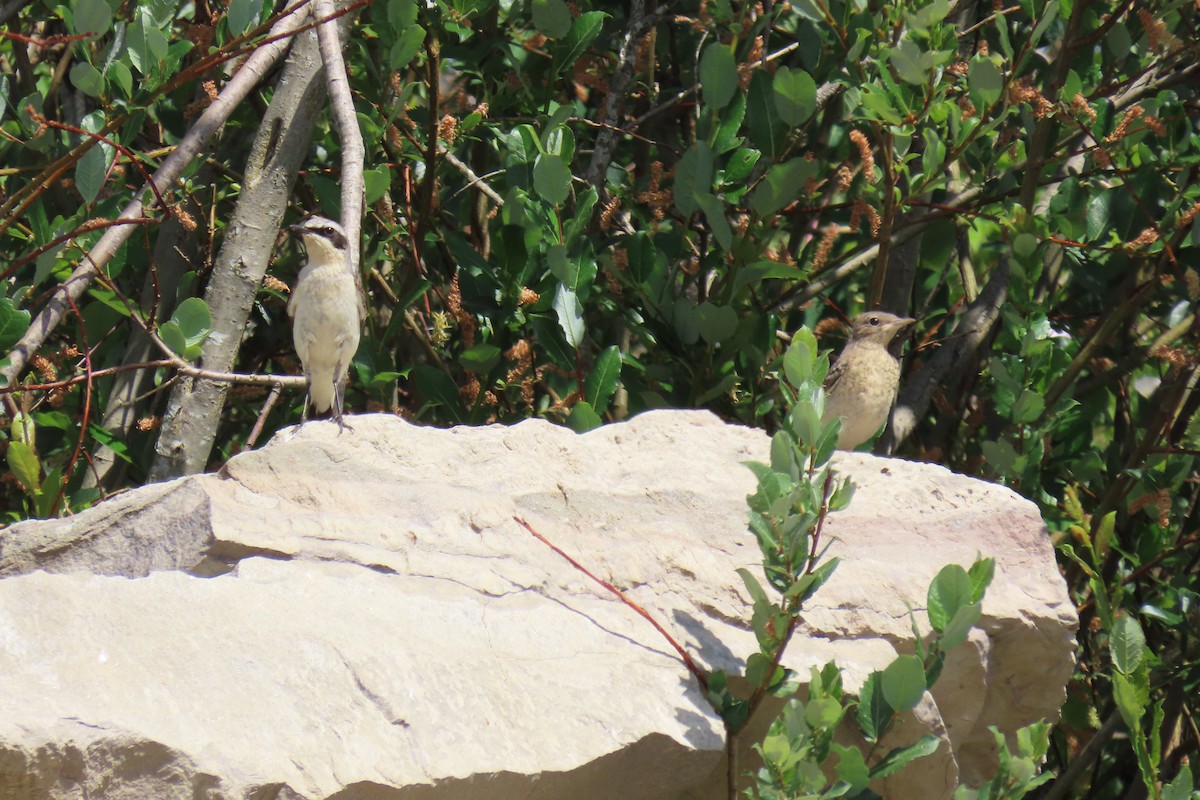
<box><xmin>0</xmin><ymin>410</ymin><xmax>1076</xmax><ymax>799</ymax></box>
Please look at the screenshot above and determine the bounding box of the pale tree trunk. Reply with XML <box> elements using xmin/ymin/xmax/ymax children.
<box><xmin>149</xmin><ymin>23</ymin><xmax>333</xmax><ymax>481</ymax></box>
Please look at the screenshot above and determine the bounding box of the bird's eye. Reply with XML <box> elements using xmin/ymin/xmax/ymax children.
<box><xmin>869</xmin><ymin>316</ymin><xmax>880</xmax><ymax>326</ymax></box>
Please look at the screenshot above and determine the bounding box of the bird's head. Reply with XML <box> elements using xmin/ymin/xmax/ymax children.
<box><xmin>849</xmin><ymin>311</ymin><xmax>916</xmax><ymax>348</ymax></box>
<box><xmin>289</xmin><ymin>216</ymin><xmax>348</xmax><ymax>264</ymax></box>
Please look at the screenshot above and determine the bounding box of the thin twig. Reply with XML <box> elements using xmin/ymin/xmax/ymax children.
<box><xmin>513</xmin><ymin>515</ymin><xmax>709</xmax><ymax>692</ymax></box>
<box><xmin>0</xmin><ymin>360</ymin><xmax>175</xmax><ymax>393</ymax></box>
<box><xmin>442</xmin><ymin>148</ymin><xmax>505</xmax><ymax>206</ymax></box>
<box><xmin>245</xmin><ymin>383</ymin><xmax>285</xmax><ymax>449</ymax></box>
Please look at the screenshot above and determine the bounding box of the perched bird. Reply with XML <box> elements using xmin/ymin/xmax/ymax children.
<box><xmin>288</xmin><ymin>216</ymin><xmax>363</xmax><ymax>430</ymax></box>
<box><xmin>822</xmin><ymin>311</ymin><xmax>915</xmax><ymax>450</ymax></box>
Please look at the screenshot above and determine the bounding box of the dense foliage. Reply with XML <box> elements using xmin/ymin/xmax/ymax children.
<box><xmin>1</xmin><ymin>0</ymin><xmax>1198</xmax><ymax>796</ymax></box>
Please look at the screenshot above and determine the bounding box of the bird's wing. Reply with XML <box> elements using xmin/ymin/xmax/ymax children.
<box><xmin>824</xmin><ymin>356</ymin><xmax>846</xmax><ymax>392</ymax></box>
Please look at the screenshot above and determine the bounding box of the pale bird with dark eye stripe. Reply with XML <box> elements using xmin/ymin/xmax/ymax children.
<box><xmin>822</xmin><ymin>311</ymin><xmax>915</xmax><ymax>450</ymax></box>
<box><xmin>288</xmin><ymin>216</ymin><xmax>363</xmax><ymax>431</ymax></box>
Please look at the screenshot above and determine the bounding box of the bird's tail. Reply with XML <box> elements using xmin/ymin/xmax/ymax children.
<box><xmin>308</xmin><ymin>374</ymin><xmax>335</xmax><ymax>414</ymax></box>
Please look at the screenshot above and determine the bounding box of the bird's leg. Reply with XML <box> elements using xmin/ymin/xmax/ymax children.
<box><xmin>299</xmin><ymin>378</ymin><xmax>312</xmax><ymax>430</ymax></box>
<box><xmin>333</xmin><ymin>372</ymin><xmax>353</xmax><ymax>433</ymax></box>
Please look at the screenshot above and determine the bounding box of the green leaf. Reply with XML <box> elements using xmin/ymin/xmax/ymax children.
<box><xmin>805</xmin><ymin>695</ymin><xmax>843</xmax><ymax>728</ymax></box>
<box><xmin>35</xmin><ymin>466</ymin><xmax>62</xmax><ymax>516</ymax></box>
<box><xmin>6</xmin><ymin>440</ymin><xmax>41</xmax><ymax>496</ymax></box>
<box><xmin>546</xmin><ymin>244</ymin><xmax>574</xmax><ymax>285</ymax></box>
<box><xmin>674</xmin><ymin>142</ymin><xmax>714</xmax><ymax>217</ymax></box>
<box><xmin>736</xmin><ymin>567</ymin><xmax>770</xmax><ymax>606</ymax></box>
<box><xmin>968</xmin><ymin>58</ymin><xmax>1002</xmax><ymax>108</ymax></box>
<box><xmin>782</xmin><ymin>328</ymin><xmax>818</xmax><ymax>388</ymax></box>
<box><xmin>69</xmin><ymin>62</ymin><xmax>104</xmax><ymax>98</ymax></box>
<box><xmin>773</xmin><ymin>66</ymin><xmax>816</xmax><ymax>125</ymax></box>
<box><xmin>108</xmin><ymin>61</ymin><xmax>133</xmax><ymax>99</ymax></box>
<box><xmin>832</xmin><ymin>744</ymin><xmax>870</xmax><ymax>791</ymax></box>
<box><xmin>389</xmin><ymin>25</ymin><xmax>426</xmax><ymax>69</ymax></box>
<box><xmin>889</xmin><ymin>40</ymin><xmax>928</xmax><ymax>86</ymax></box>
<box><xmin>158</xmin><ymin>320</ymin><xmax>188</xmax><ymax>358</ymax></box>
<box><xmin>364</xmin><ymin>168</ymin><xmax>391</xmax><ymax>205</ymax></box>
<box><xmin>552</xmin><ymin>11</ymin><xmax>607</xmax><ymax>76</ymax></box>
<box><xmin>128</xmin><ymin>9</ymin><xmax>168</xmax><ymax>75</ymax></box>
<box><xmin>10</xmin><ymin>412</ymin><xmax>35</xmax><ymax>447</ymax></box>
<box><xmin>881</xmin><ymin>654</ymin><xmax>927</xmax><ymax>712</ymax></box>
<box><xmin>532</xmin><ymin>0</ymin><xmax>571</xmax><ymax>38</ymax></box>
<box><xmin>1112</xmin><ymin>670</ymin><xmax>1148</xmax><ymax>730</ymax></box>
<box><xmin>855</xmin><ymin>671</ymin><xmax>893</xmax><ymax>743</ymax></box>
<box><xmin>746</xmin><ymin>71</ymin><xmax>785</xmax><ymax>158</ymax></box>
<box><xmin>533</xmin><ymin>154</ymin><xmax>572</xmax><ymax>206</ymax></box>
<box><xmin>386</xmin><ymin>0</ymin><xmax>417</xmax><ymax>28</ymax></box>
<box><xmin>72</xmin><ymin>0</ymin><xmax>113</xmax><ymax>35</ymax></box>
<box><xmin>584</xmin><ymin>345</ymin><xmax>621</xmax><ymax>413</ymax></box>
<box><xmin>1105</xmin><ymin>21</ymin><xmax>1131</xmax><ymax>60</ymax></box>
<box><xmin>1162</xmin><ymin>764</ymin><xmax>1194</xmax><ymax>800</ymax></box>
<box><xmin>553</xmin><ymin>284</ymin><xmax>585</xmax><ymax>349</ymax></box>
<box><xmin>88</xmin><ymin>424</ymin><xmax>132</xmax><ymax>463</ymax></box>
<box><xmin>460</xmin><ymin>343</ymin><xmax>501</xmax><ymax>374</ymax></box>
<box><xmin>567</xmin><ymin>400</ymin><xmax>602</xmax><ymax>432</ymax></box>
<box><xmin>0</xmin><ymin>295</ymin><xmax>32</xmax><ymax>351</ymax></box>
<box><xmin>75</xmin><ymin>112</ymin><xmax>113</xmax><ymax>205</ymax></box>
<box><xmin>749</xmin><ymin>158</ymin><xmax>817</xmax><ymax>217</ymax></box>
<box><xmin>1012</xmin><ymin>389</ymin><xmax>1045</xmax><ymax>423</ymax></box>
<box><xmin>411</xmin><ymin>364</ymin><xmax>463</xmax><ymax>421</ymax></box>
<box><xmin>695</xmin><ymin>302</ymin><xmax>738</xmax><ymax>344</ymax></box>
<box><xmin>76</xmin><ymin>136</ymin><xmax>112</xmax><ymax>203</ymax></box>
<box><xmin>700</xmin><ymin>42</ymin><xmax>737</xmax><ymax>111</ymax></box>
<box><xmin>1012</xmin><ymin>232</ymin><xmax>1038</xmax><ymax>260</ymax></box>
<box><xmin>928</xmin><ymin>563</ymin><xmax>971</xmax><ymax>632</ymax></box>
<box><xmin>722</xmin><ymin>147</ymin><xmax>760</xmax><ymax>184</ymax></box>
<box><xmin>859</xmin><ymin>82</ymin><xmax>903</xmax><ymax>125</ymax></box>
<box><xmin>1110</xmin><ymin>613</ymin><xmax>1146</xmax><ymax>675</ymax></box>
<box><xmin>543</xmin><ymin>125</ymin><xmax>576</xmax><ymax>162</ymax></box>
<box><xmin>712</xmin><ymin>90</ymin><xmax>746</xmax><ymax>153</ymax></box>
<box><xmin>908</xmin><ymin>0</ymin><xmax>949</xmax><ymax>30</ymax></box>
<box><xmin>227</xmin><ymin>0</ymin><xmax>264</xmax><ymax>37</ymax></box>
<box><xmin>672</xmin><ymin>298</ymin><xmax>701</xmax><ymax>345</ymax></box>
<box><xmin>696</xmin><ymin>192</ymin><xmax>732</xmax><ymax>251</ymax></box>
<box><xmin>869</xmin><ymin>734</ymin><xmax>941</xmax><ymax>779</ymax></box>
<box><xmin>1086</xmin><ymin>190</ymin><xmax>1112</xmax><ymax>242</ymax></box>
<box><xmin>731</xmin><ymin>259</ymin><xmax>799</xmax><ymax>295</ymax></box>
<box><xmin>170</xmin><ymin>297</ymin><xmax>212</xmax><ymax>348</ymax></box>
<box><xmin>939</xmin><ymin>602</ymin><xmax>982</xmax><ymax>651</ymax></box>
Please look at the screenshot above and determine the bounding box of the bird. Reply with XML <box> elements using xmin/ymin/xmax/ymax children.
<box><xmin>821</xmin><ymin>311</ymin><xmax>915</xmax><ymax>450</ymax></box>
<box><xmin>288</xmin><ymin>216</ymin><xmax>364</xmax><ymax>431</ymax></box>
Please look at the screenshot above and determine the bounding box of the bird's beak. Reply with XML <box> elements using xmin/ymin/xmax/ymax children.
<box><xmin>287</xmin><ymin>224</ymin><xmax>305</xmax><ymax>236</ymax></box>
<box><xmin>886</xmin><ymin>317</ymin><xmax>917</xmax><ymax>339</ymax></box>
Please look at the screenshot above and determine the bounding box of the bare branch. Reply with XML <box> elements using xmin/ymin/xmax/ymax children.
<box><xmin>886</xmin><ymin>258</ymin><xmax>1010</xmax><ymax>448</ymax></box>
<box><xmin>584</xmin><ymin>0</ymin><xmax>658</xmax><ymax>189</ymax></box>
<box><xmin>0</xmin><ymin>0</ymin><xmax>311</xmax><ymax>389</ymax></box>
<box><xmin>314</xmin><ymin>0</ymin><xmax>365</xmax><ymax>271</ymax></box>
<box><xmin>442</xmin><ymin>148</ymin><xmax>506</xmax><ymax>206</ymax></box>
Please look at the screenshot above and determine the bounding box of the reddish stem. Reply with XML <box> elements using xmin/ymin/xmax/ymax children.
<box><xmin>514</xmin><ymin>515</ymin><xmax>709</xmax><ymax>692</ymax></box>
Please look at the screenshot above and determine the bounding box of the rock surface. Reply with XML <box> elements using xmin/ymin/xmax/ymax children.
<box><xmin>0</xmin><ymin>410</ymin><xmax>1077</xmax><ymax>799</ymax></box>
